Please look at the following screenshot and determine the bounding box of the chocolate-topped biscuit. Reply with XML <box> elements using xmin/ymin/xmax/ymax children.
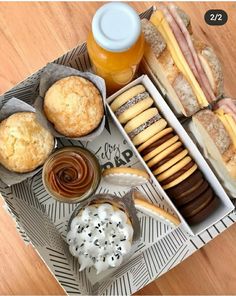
<box><xmin>186</xmin><ymin>196</ymin><xmax>219</xmax><ymax>225</ymax></box>
<box><xmin>179</xmin><ymin>187</ymin><xmax>213</xmax><ymax>218</ymax></box>
<box><xmin>166</xmin><ymin>170</ymin><xmax>203</xmax><ymax>198</ymax></box>
<box><xmin>141</xmin><ymin>133</ymin><xmax>174</xmax><ymax>156</ymax></box>
<box><xmin>174</xmin><ymin>180</ymin><xmax>208</xmax><ymax>207</ymax></box>
<box><xmin>151</xmin><ymin>147</ymin><xmax>184</xmax><ymax>170</ymax></box>
<box><xmin>161</xmin><ymin>160</ymin><xmax>195</xmax><ymax>185</ymax></box>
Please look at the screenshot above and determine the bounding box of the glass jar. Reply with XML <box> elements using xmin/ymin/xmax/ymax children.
<box><xmin>42</xmin><ymin>147</ymin><xmax>101</xmax><ymax>203</ymax></box>
<box><xmin>87</xmin><ymin>3</ymin><xmax>145</xmax><ymax>95</ymax></box>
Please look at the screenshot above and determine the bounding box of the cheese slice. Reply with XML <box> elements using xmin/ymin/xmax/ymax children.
<box><xmin>150</xmin><ymin>11</ymin><xmax>209</xmax><ymax>108</ymax></box>
<box><xmin>215</xmin><ymin>108</ymin><xmax>236</xmax><ymax>148</ymax></box>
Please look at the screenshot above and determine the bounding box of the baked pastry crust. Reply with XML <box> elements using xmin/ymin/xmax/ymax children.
<box><xmin>0</xmin><ymin>112</ymin><xmax>54</xmax><ymax>173</ymax></box>
<box><xmin>44</xmin><ymin>76</ymin><xmax>104</xmax><ymax>137</ymax></box>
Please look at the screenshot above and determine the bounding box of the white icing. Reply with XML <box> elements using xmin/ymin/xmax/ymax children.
<box><xmin>94</xmin><ymin>256</ymin><xmax>110</xmax><ymax>274</ymax></box>
<box><xmin>107</xmin><ymin>253</ymin><xmax>123</xmax><ymax>267</ymax></box>
<box><xmin>67</xmin><ymin>203</ymin><xmax>133</xmax><ymax>274</ymax></box>
<box><xmin>110</xmin><ymin>209</ymin><xmax>128</xmax><ymax>224</ymax></box>
<box><xmin>70</xmin><ymin>216</ymin><xmax>82</xmax><ymax>229</ymax></box>
<box><xmin>97</xmin><ymin>203</ymin><xmax>113</xmax><ymax>220</ymax></box>
<box><xmin>120</xmin><ymin>224</ymin><xmax>134</xmax><ymax>239</ymax></box>
<box><xmin>78</xmin><ymin>254</ymin><xmax>94</xmax><ymax>271</ymax></box>
<box><xmin>103</xmin><ymin>173</ymin><xmax>148</xmax><ymax>187</ymax></box>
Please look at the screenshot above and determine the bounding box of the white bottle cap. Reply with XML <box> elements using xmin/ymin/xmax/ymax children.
<box><xmin>92</xmin><ymin>2</ymin><xmax>141</xmax><ymax>52</ymax></box>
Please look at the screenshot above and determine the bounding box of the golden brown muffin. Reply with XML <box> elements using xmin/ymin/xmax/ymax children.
<box><xmin>44</xmin><ymin>76</ymin><xmax>104</xmax><ymax>137</ymax></box>
<box><xmin>0</xmin><ymin>112</ymin><xmax>54</xmax><ymax>173</ymax></box>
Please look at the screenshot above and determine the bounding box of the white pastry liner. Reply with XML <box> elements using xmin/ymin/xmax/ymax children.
<box><xmin>0</xmin><ymin>97</ymin><xmax>56</xmax><ymax>186</ymax></box>
<box><xmin>34</xmin><ymin>63</ymin><xmax>106</xmax><ymax>141</ymax></box>
<box><xmin>67</xmin><ymin>189</ymin><xmax>141</xmax><ymax>285</ymax></box>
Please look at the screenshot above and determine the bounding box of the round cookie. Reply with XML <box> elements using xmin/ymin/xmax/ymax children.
<box><xmin>174</xmin><ymin>180</ymin><xmax>208</xmax><ymax>207</ymax></box>
<box><xmin>44</xmin><ymin>76</ymin><xmax>104</xmax><ymax>137</ymax></box>
<box><xmin>140</xmin><ymin>133</ymin><xmax>175</xmax><ymax>157</ymax></box>
<box><xmin>124</xmin><ymin>108</ymin><xmax>159</xmax><ymax>133</ymax></box>
<box><xmin>111</xmin><ymin>84</ymin><xmax>145</xmax><ymax>111</ymax></box>
<box><xmin>161</xmin><ymin>161</ymin><xmax>195</xmax><ymax>186</ymax></box>
<box><xmin>147</xmin><ymin>142</ymin><xmax>183</xmax><ymax>169</ymax></box>
<box><xmin>145</xmin><ymin>136</ymin><xmax>180</xmax><ymax>162</ymax></box>
<box><xmin>166</xmin><ymin>170</ymin><xmax>203</xmax><ymax>198</ymax></box>
<box><xmin>179</xmin><ymin>187</ymin><xmax>213</xmax><ymax>218</ymax></box>
<box><xmin>162</xmin><ymin>164</ymin><xmax>198</xmax><ymax>190</ymax></box>
<box><xmin>111</xmin><ymin>85</ymin><xmax>154</xmax><ymax>124</ymax></box>
<box><xmin>124</xmin><ymin>108</ymin><xmax>167</xmax><ymax>146</ymax></box>
<box><xmin>134</xmin><ymin>197</ymin><xmax>181</xmax><ymax>226</ymax></box>
<box><xmin>157</xmin><ymin>156</ymin><xmax>192</xmax><ymax>182</ymax></box>
<box><xmin>138</xmin><ymin>127</ymin><xmax>173</xmax><ymax>153</ymax></box>
<box><xmin>102</xmin><ymin>167</ymin><xmax>149</xmax><ymax>187</ymax></box>
<box><xmin>0</xmin><ymin>112</ymin><xmax>54</xmax><ymax>173</ymax></box>
<box><xmin>186</xmin><ymin>196</ymin><xmax>219</xmax><ymax>225</ymax></box>
<box><xmin>153</xmin><ymin>149</ymin><xmax>188</xmax><ymax>175</ymax></box>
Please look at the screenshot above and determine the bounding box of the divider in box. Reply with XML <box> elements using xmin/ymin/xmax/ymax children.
<box><xmin>107</xmin><ymin>74</ymin><xmax>234</xmax><ymax>236</ymax></box>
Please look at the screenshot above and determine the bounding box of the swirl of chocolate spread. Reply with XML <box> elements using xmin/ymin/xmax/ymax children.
<box><xmin>47</xmin><ymin>151</ymin><xmax>94</xmax><ymax>198</ymax></box>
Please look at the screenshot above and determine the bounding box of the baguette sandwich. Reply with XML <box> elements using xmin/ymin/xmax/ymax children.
<box><xmin>189</xmin><ymin>98</ymin><xmax>236</xmax><ymax>198</ymax></box>
<box><xmin>141</xmin><ymin>4</ymin><xmax>223</xmax><ymax>117</ymax></box>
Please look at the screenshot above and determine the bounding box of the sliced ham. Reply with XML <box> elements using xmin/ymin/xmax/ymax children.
<box><xmin>165</xmin><ymin>4</ymin><xmax>216</xmax><ymax>103</ymax></box>
<box><xmin>215</xmin><ymin>98</ymin><xmax>236</xmax><ymax>121</ymax></box>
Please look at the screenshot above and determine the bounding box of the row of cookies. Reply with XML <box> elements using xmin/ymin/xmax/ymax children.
<box><xmin>110</xmin><ymin>84</ymin><xmax>219</xmax><ymax>224</ymax></box>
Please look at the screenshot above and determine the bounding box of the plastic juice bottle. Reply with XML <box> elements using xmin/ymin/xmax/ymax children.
<box><xmin>87</xmin><ymin>2</ymin><xmax>145</xmax><ymax>95</ymax></box>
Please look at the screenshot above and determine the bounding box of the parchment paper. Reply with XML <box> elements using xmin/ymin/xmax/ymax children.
<box><xmin>0</xmin><ymin>98</ymin><xmax>55</xmax><ymax>186</ymax></box>
<box><xmin>34</xmin><ymin>63</ymin><xmax>106</xmax><ymax>141</ymax></box>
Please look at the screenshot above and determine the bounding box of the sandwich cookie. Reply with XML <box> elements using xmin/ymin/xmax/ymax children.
<box><xmin>186</xmin><ymin>196</ymin><xmax>219</xmax><ymax>224</ymax></box>
<box><xmin>138</xmin><ymin>127</ymin><xmax>173</xmax><ymax>153</ymax></box>
<box><xmin>143</xmin><ymin>135</ymin><xmax>179</xmax><ymax>161</ymax></box>
<box><xmin>157</xmin><ymin>156</ymin><xmax>192</xmax><ymax>182</ymax></box>
<box><xmin>110</xmin><ymin>85</ymin><xmax>154</xmax><ymax>124</ymax></box>
<box><xmin>153</xmin><ymin>149</ymin><xmax>188</xmax><ymax>175</ymax></box>
<box><xmin>173</xmin><ymin>180</ymin><xmax>208</xmax><ymax>207</ymax></box>
<box><xmin>166</xmin><ymin>170</ymin><xmax>203</xmax><ymax>198</ymax></box>
<box><xmin>134</xmin><ymin>197</ymin><xmax>181</xmax><ymax>227</ymax></box>
<box><xmin>162</xmin><ymin>163</ymin><xmax>198</xmax><ymax>189</ymax></box>
<box><xmin>179</xmin><ymin>187</ymin><xmax>213</xmax><ymax>218</ymax></box>
<box><xmin>102</xmin><ymin>167</ymin><xmax>149</xmax><ymax>187</ymax></box>
<box><xmin>147</xmin><ymin>141</ymin><xmax>183</xmax><ymax>168</ymax></box>
<box><xmin>124</xmin><ymin>108</ymin><xmax>167</xmax><ymax>146</ymax></box>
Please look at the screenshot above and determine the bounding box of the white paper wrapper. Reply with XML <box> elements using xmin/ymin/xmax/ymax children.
<box><xmin>34</xmin><ymin>63</ymin><xmax>106</xmax><ymax>141</ymax></box>
<box><xmin>0</xmin><ymin>97</ymin><xmax>56</xmax><ymax>186</ymax></box>
<box><xmin>67</xmin><ymin>189</ymin><xmax>141</xmax><ymax>287</ymax></box>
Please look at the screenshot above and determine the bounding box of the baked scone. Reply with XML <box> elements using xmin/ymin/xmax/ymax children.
<box><xmin>44</xmin><ymin>76</ymin><xmax>104</xmax><ymax>137</ymax></box>
<box><xmin>0</xmin><ymin>112</ymin><xmax>54</xmax><ymax>173</ymax></box>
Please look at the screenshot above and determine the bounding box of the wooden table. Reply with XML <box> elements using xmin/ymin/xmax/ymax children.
<box><xmin>0</xmin><ymin>2</ymin><xmax>236</xmax><ymax>295</ymax></box>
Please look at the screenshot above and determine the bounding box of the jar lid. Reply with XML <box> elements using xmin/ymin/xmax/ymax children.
<box><xmin>92</xmin><ymin>2</ymin><xmax>141</xmax><ymax>52</ymax></box>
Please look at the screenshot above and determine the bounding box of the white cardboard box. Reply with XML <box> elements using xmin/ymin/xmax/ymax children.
<box><xmin>107</xmin><ymin>75</ymin><xmax>235</xmax><ymax>236</ymax></box>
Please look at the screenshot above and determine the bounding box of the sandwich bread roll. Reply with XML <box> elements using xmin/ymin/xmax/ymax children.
<box><xmin>141</xmin><ymin>4</ymin><xmax>223</xmax><ymax>117</ymax></box>
<box><xmin>189</xmin><ymin>98</ymin><xmax>236</xmax><ymax>197</ymax></box>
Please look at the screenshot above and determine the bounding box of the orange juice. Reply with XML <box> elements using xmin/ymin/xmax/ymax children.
<box><xmin>87</xmin><ymin>3</ymin><xmax>145</xmax><ymax>94</ymax></box>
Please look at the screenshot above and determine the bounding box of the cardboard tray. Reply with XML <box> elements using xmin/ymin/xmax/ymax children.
<box><xmin>0</xmin><ymin>6</ymin><xmax>236</xmax><ymax>296</ymax></box>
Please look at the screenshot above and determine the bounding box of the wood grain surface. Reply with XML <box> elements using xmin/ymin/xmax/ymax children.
<box><xmin>0</xmin><ymin>2</ymin><xmax>236</xmax><ymax>295</ymax></box>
